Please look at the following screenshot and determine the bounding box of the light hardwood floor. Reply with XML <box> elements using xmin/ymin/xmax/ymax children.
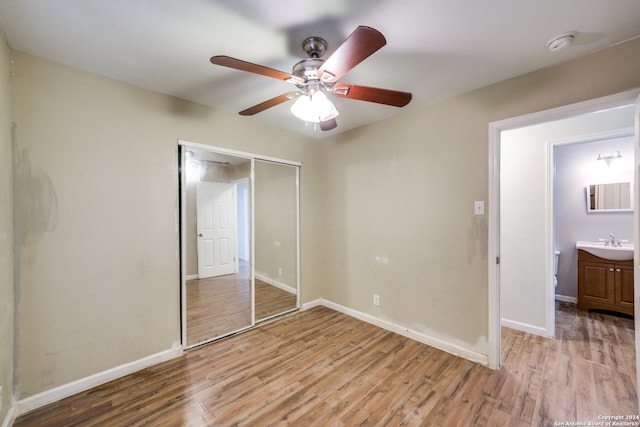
<box><xmin>15</xmin><ymin>302</ymin><xmax>637</xmax><ymax>426</ymax></box>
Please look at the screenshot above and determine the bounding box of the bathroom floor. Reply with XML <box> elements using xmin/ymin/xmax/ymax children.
<box><xmin>502</xmin><ymin>300</ymin><xmax>637</xmax><ymax>421</ymax></box>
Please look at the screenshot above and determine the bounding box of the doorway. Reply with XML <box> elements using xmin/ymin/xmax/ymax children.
<box><xmin>499</xmin><ymin>108</ymin><xmax>635</xmax><ymax>339</ymax></box>
<box><xmin>488</xmin><ymin>88</ymin><xmax>640</xmax><ymax>371</ymax></box>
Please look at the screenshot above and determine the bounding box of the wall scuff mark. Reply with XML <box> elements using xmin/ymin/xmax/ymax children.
<box><xmin>11</xmin><ymin>121</ymin><xmax>59</xmax><ymax>399</ymax></box>
<box><xmin>12</xmin><ymin>124</ymin><xmax>58</xmax><ymax>246</ymax></box>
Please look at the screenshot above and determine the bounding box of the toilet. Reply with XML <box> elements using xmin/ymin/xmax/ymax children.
<box><xmin>554</xmin><ymin>250</ymin><xmax>560</xmax><ymax>287</ymax></box>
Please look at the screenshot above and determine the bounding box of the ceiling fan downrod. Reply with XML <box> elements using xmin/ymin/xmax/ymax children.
<box><xmin>301</xmin><ymin>37</ymin><xmax>327</xmax><ymax>59</ymax></box>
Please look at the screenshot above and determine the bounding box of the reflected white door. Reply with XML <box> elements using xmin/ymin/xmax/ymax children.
<box><xmin>196</xmin><ymin>182</ymin><xmax>236</xmax><ymax>278</ymax></box>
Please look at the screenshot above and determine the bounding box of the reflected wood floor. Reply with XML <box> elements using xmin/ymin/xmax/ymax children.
<box><xmin>187</xmin><ymin>274</ymin><xmax>297</xmax><ymax>345</ymax></box>
<box><xmin>255</xmin><ymin>280</ymin><xmax>297</xmax><ymax>320</ymax></box>
<box><xmin>186</xmin><ymin>274</ymin><xmax>251</xmax><ymax>345</ymax></box>
<box><xmin>15</xmin><ymin>302</ymin><xmax>637</xmax><ymax>426</ymax></box>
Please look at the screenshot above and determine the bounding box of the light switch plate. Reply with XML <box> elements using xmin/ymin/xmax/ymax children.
<box><xmin>474</xmin><ymin>201</ymin><xmax>485</xmax><ymax>215</ymax></box>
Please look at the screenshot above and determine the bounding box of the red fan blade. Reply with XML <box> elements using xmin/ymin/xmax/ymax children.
<box><xmin>317</xmin><ymin>26</ymin><xmax>386</xmax><ymax>83</ymax></box>
<box><xmin>320</xmin><ymin>118</ymin><xmax>338</xmax><ymax>131</ymax></box>
<box><xmin>211</xmin><ymin>56</ymin><xmax>304</xmax><ymax>84</ymax></box>
<box><xmin>332</xmin><ymin>84</ymin><xmax>412</xmax><ymax>107</ymax></box>
<box><xmin>239</xmin><ymin>92</ymin><xmax>300</xmax><ymax>116</ymax></box>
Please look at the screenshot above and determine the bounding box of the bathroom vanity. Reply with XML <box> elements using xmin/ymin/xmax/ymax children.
<box><xmin>577</xmin><ymin>248</ymin><xmax>634</xmax><ymax>316</ymax></box>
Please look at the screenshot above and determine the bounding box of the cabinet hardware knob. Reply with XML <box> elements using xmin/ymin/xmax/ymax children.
<box><xmin>609</xmin><ymin>268</ymin><xmax>614</xmax><ymax>271</ymax></box>
<box><xmin>616</xmin><ymin>268</ymin><xmax>621</xmax><ymax>272</ymax></box>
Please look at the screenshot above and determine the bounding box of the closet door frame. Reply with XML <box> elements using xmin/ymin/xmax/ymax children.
<box><xmin>178</xmin><ymin>139</ymin><xmax>301</xmax><ymax>349</ymax></box>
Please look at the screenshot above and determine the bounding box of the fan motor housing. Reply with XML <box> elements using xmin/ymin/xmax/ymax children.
<box><xmin>292</xmin><ymin>58</ymin><xmax>323</xmax><ymax>81</ymax></box>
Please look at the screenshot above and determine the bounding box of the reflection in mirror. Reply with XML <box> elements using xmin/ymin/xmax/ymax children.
<box><xmin>183</xmin><ymin>147</ymin><xmax>253</xmax><ymax>346</ymax></box>
<box><xmin>254</xmin><ymin>160</ymin><xmax>299</xmax><ymax>321</ymax></box>
<box><xmin>587</xmin><ymin>182</ymin><xmax>632</xmax><ymax>212</ymax></box>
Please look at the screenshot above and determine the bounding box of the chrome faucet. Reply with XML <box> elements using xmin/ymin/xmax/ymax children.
<box><xmin>606</xmin><ymin>232</ymin><xmax>620</xmax><ymax>247</ymax></box>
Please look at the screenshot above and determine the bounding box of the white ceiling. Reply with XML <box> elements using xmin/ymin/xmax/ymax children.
<box><xmin>1</xmin><ymin>0</ymin><xmax>639</xmax><ymax>138</ymax></box>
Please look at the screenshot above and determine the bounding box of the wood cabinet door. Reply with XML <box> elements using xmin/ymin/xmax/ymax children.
<box><xmin>615</xmin><ymin>265</ymin><xmax>635</xmax><ymax>312</ymax></box>
<box><xmin>579</xmin><ymin>262</ymin><xmax>615</xmax><ymax>306</ymax></box>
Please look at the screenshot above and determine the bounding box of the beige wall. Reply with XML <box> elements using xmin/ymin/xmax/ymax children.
<box><xmin>10</xmin><ymin>51</ymin><xmax>323</xmax><ymax>398</ymax></box>
<box><xmin>7</xmin><ymin>34</ymin><xmax>640</xmax><ymax>404</ymax></box>
<box><xmin>320</xmin><ymin>37</ymin><xmax>640</xmax><ymax>355</ymax></box>
<box><xmin>0</xmin><ymin>35</ymin><xmax>14</xmax><ymax>421</ymax></box>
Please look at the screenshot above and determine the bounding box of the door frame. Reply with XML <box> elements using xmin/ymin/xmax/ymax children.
<box><xmin>488</xmin><ymin>88</ymin><xmax>640</xmax><ymax>370</ymax></box>
<box><xmin>232</xmin><ymin>177</ymin><xmax>250</xmax><ymax>273</ymax></box>
<box><xmin>178</xmin><ymin>139</ymin><xmax>301</xmax><ymax>349</ymax></box>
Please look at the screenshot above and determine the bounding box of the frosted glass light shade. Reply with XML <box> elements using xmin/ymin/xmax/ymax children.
<box><xmin>290</xmin><ymin>91</ymin><xmax>339</xmax><ymax>123</ymax></box>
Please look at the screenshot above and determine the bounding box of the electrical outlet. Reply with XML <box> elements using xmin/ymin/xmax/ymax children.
<box><xmin>373</xmin><ymin>294</ymin><xmax>380</xmax><ymax>306</ymax></box>
<box><xmin>278</xmin><ymin>267</ymin><xmax>283</xmax><ymax>276</ymax></box>
<box><xmin>0</xmin><ymin>385</ymin><xmax>3</xmax><ymax>411</ymax></box>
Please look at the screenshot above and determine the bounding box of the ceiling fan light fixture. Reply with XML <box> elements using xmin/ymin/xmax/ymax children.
<box><xmin>290</xmin><ymin>90</ymin><xmax>339</xmax><ymax>123</ymax></box>
<box><xmin>210</xmin><ymin>26</ymin><xmax>412</xmax><ymax>131</ymax></box>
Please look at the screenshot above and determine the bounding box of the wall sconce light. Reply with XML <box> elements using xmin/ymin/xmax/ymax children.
<box><xmin>596</xmin><ymin>151</ymin><xmax>622</xmax><ymax>167</ymax></box>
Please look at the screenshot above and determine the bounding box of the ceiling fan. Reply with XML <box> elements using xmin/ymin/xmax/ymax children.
<box><xmin>210</xmin><ymin>26</ymin><xmax>412</xmax><ymax>131</ymax></box>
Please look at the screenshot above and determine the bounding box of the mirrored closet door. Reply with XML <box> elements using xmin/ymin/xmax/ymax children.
<box><xmin>254</xmin><ymin>160</ymin><xmax>299</xmax><ymax>321</ymax></box>
<box><xmin>180</xmin><ymin>143</ymin><xmax>300</xmax><ymax>348</ymax></box>
<box><xmin>181</xmin><ymin>146</ymin><xmax>253</xmax><ymax>347</ymax></box>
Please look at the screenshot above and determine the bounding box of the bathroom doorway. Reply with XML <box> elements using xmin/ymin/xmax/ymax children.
<box><xmin>552</xmin><ymin>129</ymin><xmax>634</xmax><ymax>307</ymax></box>
<box><xmin>487</xmin><ymin>88</ymin><xmax>640</xmax><ymax>370</ymax></box>
<box><xmin>500</xmin><ymin>107</ymin><xmax>635</xmax><ymax>338</ymax></box>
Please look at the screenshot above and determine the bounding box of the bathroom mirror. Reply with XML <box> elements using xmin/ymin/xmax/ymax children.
<box><xmin>586</xmin><ymin>182</ymin><xmax>633</xmax><ymax>212</ymax></box>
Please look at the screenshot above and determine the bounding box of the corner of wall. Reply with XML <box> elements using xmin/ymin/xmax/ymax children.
<box><xmin>0</xmin><ymin>34</ymin><xmax>15</xmax><ymax>427</ymax></box>
<box><xmin>1</xmin><ymin>402</ymin><xmax>17</xmax><ymax>427</ymax></box>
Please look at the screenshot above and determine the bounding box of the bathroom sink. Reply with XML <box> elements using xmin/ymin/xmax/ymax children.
<box><xmin>575</xmin><ymin>241</ymin><xmax>635</xmax><ymax>261</ymax></box>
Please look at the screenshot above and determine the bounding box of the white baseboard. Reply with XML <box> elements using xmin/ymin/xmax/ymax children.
<box><xmin>300</xmin><ymin>299</ymin><xmax>323</xmax><ymax>311</ymax></box>
<box><xmin>255</xmin><ymin>273</ymin><xmax>296</xmax><ymax>294</ymax></box>
<box><xmin>16</xmin><ymin>346</ymin><xmax>183</xmax><ymax>417</ymax></box>
<box><xmin>555</xmin><ymin>294</ymin><xmax>577</xmax><ymax>304</ymax></box>
<box><xmin>2</xmin><ymin>404</ymin><xmax>17</xmax><ymax>427</ymax></box>
<box><xmin>501</xmin><ymin>318</ymin><xmax>551</xmax><ymax>337</ymax></box>
<box><xmin>186</xmin><ymin>274</ymin><xmax>198</xmax><ymax>281</ymax></box>
<box><xmin>301</xmin><ymin>298</ymin><xmax>488</xmax><ymax>366</ymax></box>
<box><xmin>12</xmin><ymin>300</ymin><xmax>495</xmax><ymax>418</ymax></box>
